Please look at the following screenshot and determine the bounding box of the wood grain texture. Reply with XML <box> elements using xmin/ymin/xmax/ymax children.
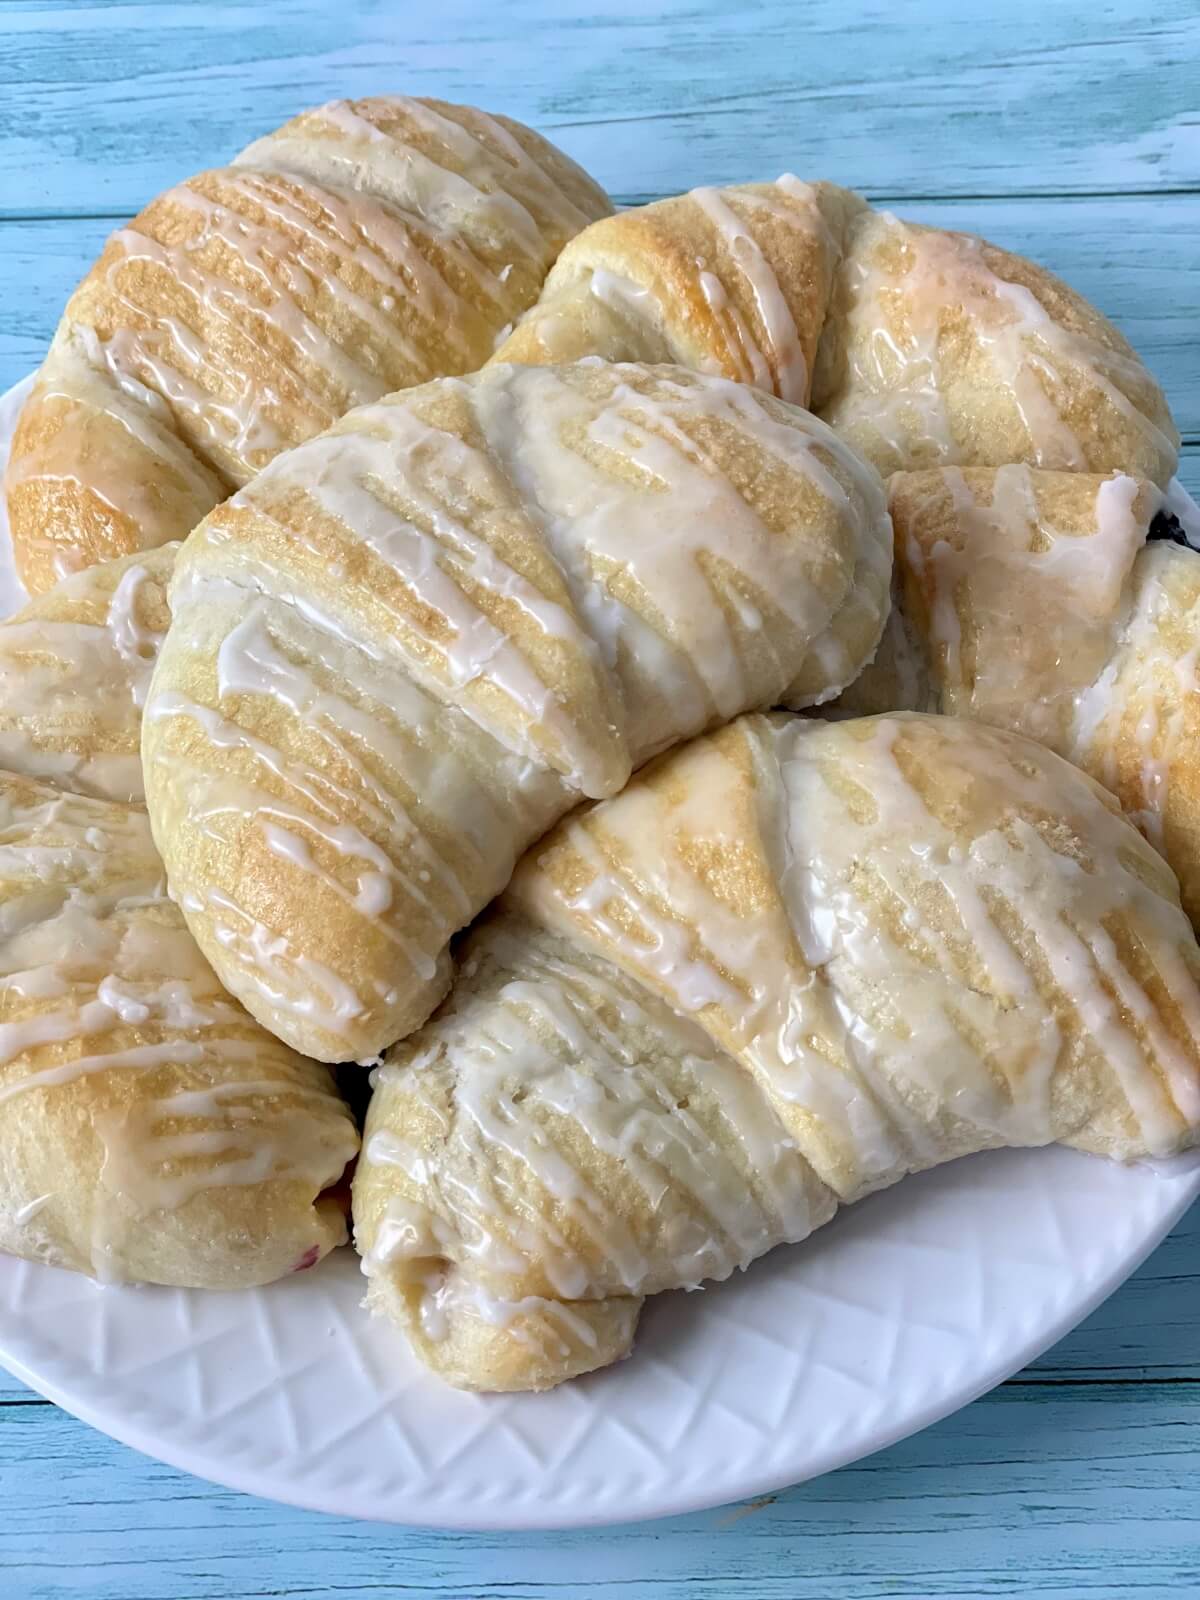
<box><xmin>0</xmin><ymin>1202</ymin><xmax>1196</xmax><ymax>1597</ymax></box>
<box><xmin>1</xmin><ymin>1381</ymin><xmax>1197</xmax><ymax>1599</ymax></box>
<box><xmin>1</xmin><ymin>0</ymin><xmax>1199</xmax><ymax>1591</ymax></box>
<box><xmin>2</xmin><ymin>0</ymin><xmax>1199</xmax><ymax>216</ymax></box>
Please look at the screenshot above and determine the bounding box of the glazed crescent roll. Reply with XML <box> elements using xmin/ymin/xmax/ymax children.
<box><xmin>491</xmin><ymin>181</ymin><xmax>1177</xmax><ymax>486</ymax></box>
<box><xmin>492</xmin><ymin>180</ymin><xmax>862</xmax><ymax>405</ymax></box>
<box><xmin>0</xmin><ymin>771</ymin><xmax>358</xmax><ymax>1288</ymax></box>
<box><xmin>842</xmin><ymin>466</ymin><xmax>1200</xmax><ymax>923</ymax></box>
<box><xmin>141</xmin><ymin>360</ymin><xmax>892</xmax><ymax>1063</ymax></box>
<box><xmin>353</xmin><ymin>712</ymin><xmax>1200</xmax><ymax>1391</ymax></box>
<box><xmin>5</xmin><ymin>96</ymin><xmax>611</xmax><ymax>593</ymax></box>
<box><xmin>0</xmin><ymin>543</ymin><xmax>175</xmax><ymax>803</ymax></box>
<box><xmin>0</xmin><ymin>546</ymin><xmax>357</xmax><ymax>1287</ymax></box>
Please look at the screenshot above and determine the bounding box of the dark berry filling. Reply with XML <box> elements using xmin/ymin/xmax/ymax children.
<box><xmin>1148</xmin><ymin>509</ymin><xmax>1190</xmax><ymax>547</ymax></box>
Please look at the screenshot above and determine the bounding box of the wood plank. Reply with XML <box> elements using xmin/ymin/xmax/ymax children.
<box><xmin>0</xmin><ymin>196</ymin><xmax>1196</xmax><ymax>442</ymax></box>
<box><xmin>0</xmin><ymin>217</ymin><xmax>110</xmax><ymax>389</ymax></box>
<box><xmin>2</xmin><ymin>0</ymin><xmax>1199</xmax><ymax>219</ymax></box>
<box><xmin>1</xmin><ymin>2</ymin><xmax>1197</xmax><ymax>1588</ymax></box>
<box><xmin>0</xmin><ymin>1381</ymin><xmax>1196</xmax><ymax>1598</ymax></box>
<box><xmin>1026</xmin><ymin>1202</ymin><xmax>1200</xmax><ymax>1381</ymax></box>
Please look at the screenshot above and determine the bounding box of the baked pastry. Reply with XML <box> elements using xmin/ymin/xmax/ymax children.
<box><xmin>353</xmin><ymin>711</ymin><xmax>1200</xmax><ymax>1391</ymax></box>
<box><xmin>141</xmin><ymin>360</ymin><xmax>892</xmax><ymax>1063</ymax></box>
<box><xmin>0</xmin><ymin>770</ymin><xmax>358</xmax><ymax>1287</ymax></box>
<box><xmin>491</xmin><ymin>181</ymin><xmax>1177</xmax><ymax>486</ymax></box>
<box><xmin>0</xmin><ymin>543</ymin><xmax>175</xmax><ymax>803</ymax></box>
<box><xmin>0</xmin><ymin>547</ymin><xmax>358</xmax><ymax>1287</ymax></box>
<box><xmin>841</xmin><ymin>466</ymin><xmax>1200</xmax><ymax>923</ymax></box>
<box><xmin>492</xmin><ymin>180</ymin><xmax>860</xmax><ymax>404</ymax></box>
<box><xmin>5</xmin><ymin>97</ymin><xmax>611</xmax><ymax>593</ymax></box>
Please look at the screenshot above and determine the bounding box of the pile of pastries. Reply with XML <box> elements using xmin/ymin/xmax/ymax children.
<box><xmin>3</xmin><ymin>96</ymin><xmax>1199</xmax><ymax>1392</ymax></box>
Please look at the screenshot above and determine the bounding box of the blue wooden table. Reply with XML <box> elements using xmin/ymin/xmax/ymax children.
<box><xmin>1</xmin><ymin>2</ymin><xmax>1198</xmax><ymax>1594</ymax></box>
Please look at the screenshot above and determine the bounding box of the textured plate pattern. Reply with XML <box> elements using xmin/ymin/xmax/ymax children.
<box><xmin>0</xmin><ymin>1149</ymin><xmax>1196</xmax><ymax>1527</ymax></box>
<box><xmin>0</xmin><ymin>375</ymin><xmax>1196</xmax><ymax>1528</ymax></box>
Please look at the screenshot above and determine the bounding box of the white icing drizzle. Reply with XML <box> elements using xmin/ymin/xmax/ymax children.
<box><xmin>97</xmin><ymin>175</ymin><xmax>420</xmax><ymax>473</ymax></box>
<box><xmin>365</xmin><ymin>931</ymin><xmax>823</xmax><ymax>1303</ymax></box>
<box><xmin>13</xmin><ymin>1194</ymin><xmax>52</xmax><ymax>1226</ymax></box>
<box><xmin>588</xmin><ymin>268</ymin><xmax>654</xmax><ymax>318</ymax></box>
<box><xmin>1074</xmin><ymin>539</ymin><xmax>1200</xmax><ymax>853</ymax></box>
<box><xmin>690</xmin><ymin>187</ymin><xmax>808</xmax><ymax>403</ymax></box>
<box><xmin>0</xmin><ymin>777</ymin><xmax>357</xmax><ymax>1283</ymax></box>
<box><xmin>237</xmin><ymin>96</ymin><xmax>600</xmax><ymax>266</ymax></box>
<box><xmin>202</xmin><ymin>884</ymin><xmax>370</xmax><ymax>1032</ymax></box>
<box><xmin>548</xmin><ymin>824</ymin><xmax>747</xmax><ymax>1016</ymax></box>
<box><xmin>92</xmin><ymin>1079</ymin><xmax>349</xmax><ymax>1220</ymax></box>
<box><xmin>904</xmin><ymin>467</ymin><xmax>1148</xmax><ymax>753</ymax></box>
<box><xmin>474</xmin><ymin>365</ymin><xmax>888</xmax><ymax>750</ymax></box>
<box><xmin>6</xmin><ymin>329</ymin><xmax>228</xmax><ymax>549</ymax></box>
<box><xmin>164</xmin><ymin>632</ymin><xmax>493</xmax><ymax>915</ymax></box>
<box><xmin>0</xmin><ymin>978</ymin><xmax>239</xmax><ymax>1076</ymax></box>
<box><xmin>251</xmin><ymin>399</ymin><xmax>619</xmax><ymax>794</ymax></box>
<box><xmin>517</xmin><ymin>715</ymin><xmax>1200</xmax><ymax>1187</ymax></box>
<box><xmin>352</xmin><ymin>711</ymin><xmax>1200</xmax><ymax>1374</ymax></box>
<box><xmin>382</xmin><ymin>98</ymin><xmax>589</xmax><ymax>243</ymax></box>
<box><xmin>314</xmin><ymin>100</ymin><xmax>391</xmax><ymax>144</ymax></box>
<box><xmin>781</xmin><ymin>717</ymin><xmax>1200</xmax><ymax>1158</ymax></box>
<box><xmin>822</xmin><ymin>213</ymin><xmax>1177</xmax><ymax>478</ymax></box>
<box><xmin>105</xmin><ymin>564</ymin><xmax>162</xmax><ymax>700</ymax></box>
<box><xmin>415</xmin><ymin>1274</ymin><xmax>606</xmax><ymax>1357</ymax></box>
<box><xmin>881</xmin><ymin>467</ymin><xmax>1200</xmax><ymax>890</ymax></box>
<box><xmin>147</xmin><ymin>362</ymin><xmax>889</xmax><ymax>1054</ymax></box>
<box><xmin>0</xmin><ymin>551</ymin><xmax>171</xmax><ymax>804</ymax></box>
<box><xmin>493</xmin><ymin>177</ymin><xmax>842</xmax><ymax>404</ymax></box>
<box><xmin>73</xmin><ymin>136</ymin><xmax>545</xmax><ymax>493</ymax></box>
<box><xmin>12</xmin><ymin>96</ymin><xmax>611</xmax><ymax>587</ymax></box>
<box><xmin>0</xmin><ymin>1037</ymin><xmax>228</xmax><ymax>1109</ymax></box>
<box><xmin>144</xmin><ymin>581</ymin><xmax>553</xmax><ymax>1031</ymax></box>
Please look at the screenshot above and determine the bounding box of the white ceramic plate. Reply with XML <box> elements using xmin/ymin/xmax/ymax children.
<box><xmin>0</xmin><ymin>371</ymin><xmax>1196</xmax><ymax>1529</ymax></box>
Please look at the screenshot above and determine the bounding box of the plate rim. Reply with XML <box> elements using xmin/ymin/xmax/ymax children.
<box><xmin>2</xmin><ymin>1163</ymin><xmax>1195</xmax><ymax>1529</ymax></box>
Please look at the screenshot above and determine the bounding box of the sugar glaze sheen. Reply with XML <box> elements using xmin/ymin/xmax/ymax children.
<box><xmin>354</xmin><ymin>711</ymin><xmax>1200</xmax><ymax>1393</ymax></box>
<box><xmin>142</xmin><ymin>359</ymin><xmax>892</xmax><ymax>1064</ymax></box>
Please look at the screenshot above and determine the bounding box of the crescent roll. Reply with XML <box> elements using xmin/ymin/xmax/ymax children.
<box><xmin>5</xmin><ymin>97</ymin><xmax>611</xmax><ymax>593</ymax></box>
<box><xmin>842</xmin><ymin>466</ymin><xmax>1200</xmax><ymax>923</ymax></box>
<box><xmin>0</xmin><ymin>771</ymin><xmax>358</xmax><ymax>1288</ymax></box>
<box><xmin>353</xmin><ymin>712</ymin><xmax>1200</xmax><ymax>1390</ymax></box>
<box><xmin>491</xmin><ymin>181</ymin><xmax>1177</xmax><ymax>485</ymax></box>
<box><xmin>141</xmin><ymin>360</ymin><xmax>892</xmax><ymax>1063</ymax></box>
<box><xmin>0</xmin><ymin>544</ymin><xmax>175</xmax><ymax>804</ymax></box>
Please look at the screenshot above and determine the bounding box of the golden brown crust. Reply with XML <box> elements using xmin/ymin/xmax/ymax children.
<box><xmin>1087</xmin><ymin>543</ymin><xmax>1200</xmax><ymax>925</ymax></box>
<box><xmin>842</xmin><ymin>466</ymin><xmax>1200</xmax><ymax>927</ymax></box>
<box><xmin>239</xmin><ymin>97</ymin><xmax>611</xmax><ymax>272</ymax></box>
<box><xmin>354</xmin><ymin>711</ymin><xmax>1200</xmax><ymax>1390</ymax></box>
<box><xmin>6</xmin><ymin>350</ymin><xmax>227</xmax><ymax>594</ymax></box>
<box><xmin>494</xmin><ymin>182</ymin><xmax>1177</xmax><ymax>486</ymax></box>
<box><xmin>493</xmin><ymin>181</ymin><xmax>864</xmax><ymax>406</ymax></box>
<box><xmin>0</xmin><ymin>772</ymin><xmax>359</xmax><ymax>1289</ymax></box>
<box><xmin>0</xmin><ymin>543</ymin><xmax>175</xmax><ymax>802</ymax></box>
<box><xmin>5</xmin><ymin>97</ymin><xmax>612</xmax><ymax>593</ymax></box>
<box><xmin>364</xmin><ymin>1266</ymin><xmax>641</xmax><ymax>1393</ymax></box>
<box><xmin>815</xmin><ymin>215</ymin><xmax>1178</xmax><ymax>485</ymax></box>
<box><xmin>0</xmin><ymin>544</ymin><xmax>360</xmax><ymax>1291</ymax></box>
<box><xmin>142</xmin><ymin>361</ymin><xmax>891</xmax><ymax>1062</ymax></box>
